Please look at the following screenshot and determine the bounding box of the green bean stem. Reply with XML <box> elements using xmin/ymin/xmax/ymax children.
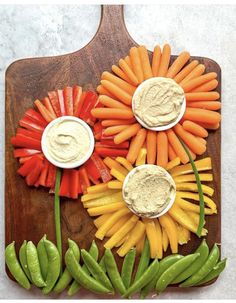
<box><xmin>54</xmin><ymin>168</ymin><xmax>62</xmax><ymax>271</ymax></box>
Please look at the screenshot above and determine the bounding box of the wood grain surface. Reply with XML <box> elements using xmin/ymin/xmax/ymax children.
<box><xmin>5</xmin><ymin>5</ymin><xmax>221</xmax><ymax>286</ymax></box>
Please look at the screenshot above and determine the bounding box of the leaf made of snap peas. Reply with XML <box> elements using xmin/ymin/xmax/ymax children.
<box><xmin>134</xmin><ymin>238</ymin><xmax>150</xmax><ymax>283</ymax></box>
<box><xmin>19</xmin><ymin>240</ymin><xmax>32</xmax><ymax>282</ymax></box>
<box><xmin>37</xmin><ymin>235</ymin><xmax>48</xmax><ymax>281</ymax></box>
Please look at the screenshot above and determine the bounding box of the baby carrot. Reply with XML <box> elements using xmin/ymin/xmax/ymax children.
<box><xmin>192</xmin><ymin>79</ymin><xmax>218</xmax><ymax>92</ymax></box>
<box><xmin>127</xmin><ymin>129</ymin><xmax>147</xmax><ymax>164</ymax></box>
<box><xmin>101</xmin><ymin>71</ymin><xmax>136</xmax><ymax>95</ymax></box>
<box><xmin>187</xmin><ymin>101</ymin><xmax>221</xmax><ymax>111</ymax></box>
<box><xmin>111</xmin><ymin>65</ymin><xmax>135</xmax><ymax>85</ymax></box>
<box><xmin>168</xmin><ymin>143</ymin><xmax>177</xmax><ymax>161</ymax></box>
<box><xmin>185</xmin><ymin>92</ymin><xmax>220</xmax><ymax>101</ymax></box>
<box><xmin>34</xmin><ymin>100</ymin><xmax>55</xmax><ymax>122</ymax></box>
<box><xmin>181</xmin><ymin>72</ymin><xmax>217</xmax><ymax>93</ymax></box>
<box><xmin>101</xmin><ymin>80</ymin><xmax>132</xmax><ymax>105</ymax></box>
<box><xmin>97</xmin><ymin>85</ymin><xmax>116</xmax><ymax>98</ymax></box>
<box><xmin>91</xmin><ymin>108</ymin><xmax>133</xmax><ymax>120</ymax></box>
<box><xmin>98</xmin><ymin>95</ymin><xmax>131</xmax><ymax>110</ymax></box>
<box><xmin>166</xmin><ymin>129</ymin><xmax>189</xmax><ymax>164</ymax></box>
<box><xmin>179</xmin><ymin>64</ymin><xmax>205</xmax><ymax>85</ymax></box>
<box><xmin>166</xmin><ymin>51</ymin><xmax>190</xmax><ymax>78</ymax></box>
<box><xmin>182</xmin><ymin>120</ymin><xmax>208</xmax><ymax>138</ymax></box>
<box><xmin>157</xmin><ymin>44</ymin><xmax>171</xmax><ymax>77</ymax></box>
<box><xmin>173</xmin><ymin>60</ymin><xmax>199</xmax><ymax>83</ymax></box>
<box><xmin>114</xmin><ymin>123</ymin><xmax>141</xmax><ymax>144</ymax></box>
<box><xmin>101</xmin><ymin>118</ymin><xmax>137</xmax><ymax>127</ymax></box>
<box><xmin>42</xmin><ymin>97</ymin><xmax>56</xmax><ymax>117</ymax></box>
<box><xmin>173</xmin><ymin>124</ymin><xmax>206</xmax><ymax>155</ymax></box>
<box><xmin>156</xmin><ymin>131</ymin><xmax>168</xmax><ymax>168</ymax></box>
<box><xmin>104</xmin><ymin>125</ymin><xmax>130</xmax><ymax>136</ymax></box>
<box><xmin>130</xmin><ymin>47</ymin><xmax>144</xmax><ymax>84</ymax></box>
<box><xmin>119</xmin><ymin>59</ymin><xmax>139</xmax><ymax>86</ymax></box>
<box><xmin>152</xmin><ymin>45</ymin><xmax>161</xmax><ymax>77</ymax></box>
<box><xmin>124</xmin><ymin>56</ymin><xmax>132</xmax><ymax>68</ymax></box>
<box><xmin>196</xmin><ymin>137</ymin><xmax>206</xmax><ymax>145</ymax></box>
<box><xmin>138</xmin><ymin>45</ymin><xmax>153</xmax><ymax>80</ymax></box>
<box><xmin>146</xmin><ymin>130</ymin><xmax>157</xmax><ymax>164</ymax></box>
<box><xmin>197</xmin><ymin>121</ymin><xmax>220</xmax><ymax>130</ymax></box>
<box><xmin>183</xmin><ymin>107</ymin><xmax>221</xmax><ymax>124</ymax></box>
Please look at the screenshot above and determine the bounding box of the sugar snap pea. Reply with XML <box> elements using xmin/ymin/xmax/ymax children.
<box><xmin>156</xmin><ymin>253</ymin><xmax>200</xmax><ymax>293</ymax></box>
<box><xmin>42</xmin><ymin>239</ymin><xmax>61</xmax><ymax>294</ymax></box>
<box><xmin>65</xmin><ymin>248</ymin><xmax>111</xmax><ymax>294</ymax></box>
<box><xmin>171</xmin><ymin>239</ymin><xmax>209</xmax><ymax>284</ymax></box>
<box><xmin>134</xmin><ymin>238</ymin><xmax>150</xmax><ymax>282</ymax></box>
<box><xmin>19</xmin><ymin>240</ymin><xmax>32</xmax><ymax>282</ymax></box>
<box><xmin>121</xmin><ymin>248</ymin><xmax>136</xmax><ymax>288</ymax></box>
<box><xmin>123</xmin><ymin>259</ymin><xmax>159</xmax><ymax>298</ymax></box>
<box><xmin>104</xmin><ymin>248</ymin><xmax>126</xmax><ymax>295</ymax></box>
<box><xmin>26</xmin><ymin>241</ymin><xmax>46</xmax><ymax>287</ymax></box>
<box><xmin>180</xmin><ymin>244</ymin><xmax>220</xmax><ymax>287</ymax></box>
<box><xmin>5</xmin><ymin>242</ymin><xmax>31</xmax><ymax>290</ymax></box>
<box><xmin>81</xmin><ymin>249</ymin><xmax>114</xmax><ymax>292</ymax></box>
<box><xmin>99</xmin><ymin>255</ymin><xmax>106</xmax><ymax>273</ymax></box>
<box><xmin>37</xmin><ymin>235</ymin><xmax>48</xmax><ymax>281</ymax></box>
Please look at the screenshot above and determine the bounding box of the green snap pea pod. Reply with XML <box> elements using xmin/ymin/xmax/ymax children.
<box><xmin>104</xmin><ymin>248</ymin><xmax>126</xmax><ymax>295</ymax></box>
<box><xmin>99</xmin><ymin>255</ymin><xmax>106</xmax><ymax>273</ymax></box>
<box><xmin>37</xmin><ymin>235</ymin><xmax>48</xmax><ymax>281</ymax></box>
<box><xmin>180</xmin><ymin>244</ymin><xmax>220</xmax><ymax>287</ymax></box>
<box><xmin>65</xmin><ymin>248</ymin><xmax>111</xmax><ymax>294</ymax></box>
<box><xmin>134</xmin><ymin>238</ymin><xmax>150</xmax><ymax>282</ymax></box>
<box><xmin>81</xmin><ymin>249</ymin><xmax>114</xmax><ymax>292</ymax></box>
<box><xmin>156</xmin><ymin>253</ymin><xmax>200</xmax><ymax>293</ymax></box>
<box><xmin>123</xmin><ymin>259</ymin><xmax>159</xmax><ymax>298</ymax></box>
<box><xmin>19</xmin><ymin>240</ymin><xmax>32</xmax><ymax>282</ymax></box>
<box><xmin>140</xmin><ymin>254</ymin><xmax>183</xmax><ymax>299</ymax></box>
<box><xmin>195</xmin><ymin>258</ymin><xmax>227</xmax><ymax>286</ymax></box>
<box><xmin>54</xmin><ymin>239</ymin><xmax>80</xmax><ymax>293</ymax></box>
<box><xmin>121</xmin><ymin>248</ymin><xmax>136</xmax><ymax>289</ymax></box>
<box><xmin>42</xmin><ymin>239</ymin><xmax>61</xmax><ymax>294</ymax></box>
<box><xmin>26</xmin><ymin>241</ymin><xmax>46</xmax><ymax>287</ymax></box>
<box><xmin>5</xmin><ymin>242</ymin><xmax>31</xmax><ymax>290</ymax></box>
<box><xmin>171</xmin><ymin>239</ymin><xmax>209</xmax><ymax>284</ymax></box>
<box><xmin>67</xmin><ymin>240</ymin><xmax>99</xmax><ymax>296</ymax></box>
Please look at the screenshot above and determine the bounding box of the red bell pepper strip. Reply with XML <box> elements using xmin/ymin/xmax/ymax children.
<box><xmin>83</xmin><ymin>159</ymin><xmax>101</xmax><ymax>183</ymax></box>
<box><xmin>34</xmin><ymin>100</ymin><xmax>56</xmax><ymax>122</ymax></box>
<box><xmin>24</xmin><ymin>108</ymin><xmax>48</xmax><ymax>127</ymax></box>
<box><xmin>90</xmin><ymin>153</ymin><xmax>112</xmax><ymax>183</ymax></box>
<box><xmin>73</xmin><ymin>86</ymin><xmax>82</xmax><ymax>117</ymax></box>
<box><xmin>70</xmin><ymin>169</ymin><xmax>79</xmax><ymax>199</ymax></box>
<box><xmin>37</xmin><ymin>159</ymin><xmax>50</xmax><ymax>187</ymax></box>
<box><xmin>98</xmin><ymin>140</ymin><xmax>129</xmax><ymax>149</ymax></box>
<box><xmin>17</xmin><ymin>128</ymin><xmax>42</xmax><ymax>141</ymax></box>
<box><xmin>59</xmin><ymin>169</ymin><xmax>70</xmax><ymax>197</ymax></box>
<box><xmin>42</xmin><ymin>96</ymin><xmax>56</xmax><ymax>117</ymax></box>
<box><xmin>11</xmin><ymin>134</ymin><xmax>42</xmax><ymax>150</ymax></box>
<box><xmin>18</xmin><ymin>155</ymin><xmax>41</xmax><ymax>177</ymax></box>
<box><xmin>47</xmin><ymin>92</ymin><xmax>61</xmax><ymax>117</ymax></box>
<box><xmin>79</xmin><ymin>91</ymin><xmax>98</xmax><ymax>125</ymax></box>
<box><xmin>57</xmin><ymin>90</ymin><xmax>66</xmax><ymax>116</ymax></box>
<box><xmin>63</xmin><ymin>87</ymin><xmax>73</xmax><ymax>116</ymax></box>
<box><xmin>77</xmin><ymin>173</ymin><xmax>82</xmax><ymax>194</ymax></box>
<box><xmin>75</xmin><ymin>91</ymin><xmax>87</xmax><ymax>117</ymax></box>
<box><xmin>26</xmin><ymin>158</ymin><xmax>44</xmax><ymax>186</ymax></box>
<box><xmin>19</xmin><ymin>153</ymin><xmax>44</xmax><ymax>164</ymax></box>
<box><xmin>14</xmin><ymin>148</ymin><xmax>41</xmax><ymax>158</ymax></box>
<box><xmin>19</xmin><ymin>117</ymin><xmax>44</xmax><ymax>133</ymax></box>
<box><xmin>46</xmin><ymin>163</ymin><xmax>56</xmax><ymax>189</ymax></box>
<box><xmin>79</xmin><ymin>167</ymin><xmax>90</xmax><ymax>194</ymax></box>
<box><xmin>93</xmin><ymin>122</ymin><xmax>103</xmax><ymax>140</ymax></box>
<box><xmin>95</xmin><ymin>147</ymin><xmax>128</xmax><ymax>158</ymax></box>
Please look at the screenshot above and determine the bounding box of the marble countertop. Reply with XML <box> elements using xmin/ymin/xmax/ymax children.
<box><xmin>1</xmin><ymin>4</ymin><xmax>236</xmax><ymax>299</ymax></box>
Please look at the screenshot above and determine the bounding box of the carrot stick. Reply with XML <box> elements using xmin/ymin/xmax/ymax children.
<box><xmin>127</xmin><ymin>129</ymin><xmax>147</xmax><ymax>164</ymax></box>
<box><xmin>183</xmin><ymin>107</ymin><xmax>221</xmax><ymax>124</ymax></box>
<box><xmin>111</xmin><ymin>65</ymin><xmax>136</xmax><ymax>85</ymax></box>
<box><xmin>98</xmin><ymin>95</ymin><xmax>131</xmax><ymax>110</ymax></box>
<box><xmin>138</xmin><ymin>45</ymin><xmax>153</xmax><ymax>80</ymax></box>
<box><xmin>119</xmin><ymin>59</ymin><xmax>139</xmax><ymax>86</ymax></box>
<box><xmin>101</xmin><ymin>71</ymin><xmax>136</xmax><ymax>95</ymax></box>
<box><xmin>101</xmin><ymin>118</ymin><xmax>137</xmax><ymax>127</ymax></box>
<box><xmin>185</xmin><ymin>91</ymin><xmax>220</xmax><ymax>101</ymax></box>
<box><xmin>73</xmin><ymin>86</ymin><xmax>83</xmax><ymax>116</ymax></box>
<box><xmin>103</xmin><ymin>125</ymin><xmax>130</xmax><ymax>136</ymax></box>
<box><xmin>168</xmin><ymin>143</ymin><xmax>177</xmax><ymax>161</ymax></box>
<box><xmin>197</xmin><ymin>122</ymin><xmax>220</xmax><ymax>130</ymax></box>
<box><xmin>34</xmin><ymin>100</ymin><xmax>55</xmax><ymax>123</ymax></box>
<box><xmin>156</xmin><ymin>131</ymin><xmax>168</xmax><ymax>168</ymax></box>
<box><xmin>181</xmin><ymin>72</ymin><xmax>217</xmax><ymax>93</ymax></box>
<box><xmin>157</xmin><ymin>44</ymin><xmax>171</xmax><ymax>77</ymax></box>
<box><xmin>187</xmin><ymin>101</ymin><xmax>221</xmax><ymax>111</ymax></box>
<box><xmin>152</xmin><ymin>45</ymin><xmax>161</xmax><ymax>77</ymax></box>
<box><xmin>96</xmin><ymin>85</ymin><xmax>116</xmax><ymax>98</ymax></box>
<box><xmin>192</xmin><ymin>79</ymin><xmax>218</xmax><ymax>92</ymax></box>
<box><xmin>166</xmin><ymin>129</ymin><xmax>189</xmax><ymax>164</ymax></box>
<box><xmin>166</xmin><ymin>51</ymin><xmax>190</xmax><ymax>78</ymax></box>
<box><xmin>146</xmin><ymin>130</ymin><xmax>157</xmax><ymax>164</ymax></box>
<box><xmin>182</xmin><ymin>120</ymin><xmax>208</xmax><ymax>138</ymax></box>
<box><xmin>114</xmin><ymin>123</ymin><xmax>141</xmax><ymax>144</ymax></box>
<box><xmin>124</xmin><ymin>56</ymin><xmax>132</xmax><ymax>68</ymax></box>
<box><xmin>130</xmin><ymin>47</ymin><xmax>144</xmax><ymax>84</ymax></box>
<box><xmin>179</xmin><ymin>64</ymin><xmax>205</xmax><ymax>85</ymax></box>
<box><xmin>91</xmin><ymin>108</ymin><xmax>134</xmax><ymax>120</ymax></box>
<box><xmin>173</xmin><ymin>124</ymin><xmax>206</xmax><ymax>155</ymax></box>
<box><xmin>101</xmin><ymin>80</ymin><xmax>132</xmax><ymax>105</ymax></box>
<box><xmin>42</xmin><ymin>97</ymin><xmax>56</xmax><ymax>117</ymax></box>
<box><xmin>173</xmin><ymin>60</ymin><xmax>199</xmax><ymax>83</ymax></box>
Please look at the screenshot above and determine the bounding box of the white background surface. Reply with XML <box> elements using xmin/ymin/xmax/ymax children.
<box><xmin>0</xmin><ymin>4</ymin><xmax>236</xmax><ymax>299</ymax></box>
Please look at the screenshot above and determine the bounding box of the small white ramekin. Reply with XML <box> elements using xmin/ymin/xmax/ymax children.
<box><xmin>41</xmin><ymin>116</ymin><xmax>95</xmax><ymax>169</ymax></box>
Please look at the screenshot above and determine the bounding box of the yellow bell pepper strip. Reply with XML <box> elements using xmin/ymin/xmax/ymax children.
<box><xmin>107</xmin><ymin>180</ymin><xmax>123</xmax><ymax>189</ymax></box>
<box><xmin>83</xmin><ymin>192</ymin><xmax>124</xmax><ymax>208</ymax></box>
<box><xmin>88</xmin><ymin>202</ymin><xmax>126</xmax><ymax>216</ymax></box>
<box><xmin>117</xmin><ymin>221</ymin><xmax>146</xmax><ymax>257</ymax></box>
<box><xmin>159</xmin><ymin>214</ymin><xmax>178</xmax><ymax>254</ymax></box>
<box><xmin>186</xmin><ymin>211</ymin><xmax>204</xmax><ymax>226</ymax></box>
<box><xmin>115</xmin><ymin>156</ymin><xmax>134</xmax><ymax>171</ymax></box>
<box><xmin>93</xmin><ymin>214</ymin><xmax>111</xmax><ymax>228</ymax></box>
<box><xmin>177</xmin><ymin>224</ymin><xmax>191</xmax><ymax>245</ymax></box>
<box><xmin>135</xmin><ymin>148</ymin><xmax>147</xmax><ymax>166</ymax></box>
<box><xmin>81</xmin><ymin>189</ymin><xmax>120</xmax><ymax>202</ymax></box>
<box><xmin>176</xmin><ymin>183</ymin><xmax>214</xmax><ymax>197</ymax></box>
<box><xmin>175</xmin><ymin>196</ymin><xmax>215</xmax><ymax>215</ymax></box>
<box><xmin>105</xmin><ymin>214</ymin><xmax>132</xmax><ymax>237</ymax></box>
<box><xmin>136</xmin><ymin>234</ymin><xmax>146</xmax><ymax>255</ymax></box>
<box><xmin>166</xmin><ymin>157</ymin><xmax>181</xmax><ymax>171</ymax></box>
<box><xmin>115</xmin><ymin>234</ymin><xmax>129</xmax><ymax>248</ymax></box>
<box><xmin>169</xmin><ymin>157</ymin><xmax>212</xmax><ymax>177</ymax></box>
<box><xmin>162</xmin><ymin>228</ymin><xmax>169</xmax><ymax>252</ymax></box>
<box><xmin>95</xmin><ymin>208</ymin><xmax>131</xmax><ymax>240</ymax></box>
<box><xmin>173</xmin><ymin>173</ymin><xmax>213</xmax><ymax>183</ymax></box>
<box><xmin>87</xmin><ymin>183</ymin><xmax>108</xmax><ymax>194</ymax></box>
<box><xmin>142</xmin><ymin>218</ymin><xmax>159</xmax><ymax>258</ymax></box>
<box><xmin>103</xmin><ymin>157</ymin><xmax>129</xmax><ymax>176</ymax></box>
<box><xmin>154</xmin><ymin>219</ymin><xmax>163</xmax><ymax>259</ymax></box>
<box><xmin>104</xmin><ymin>215</ymin><xmax>139</xmax><ymax>249</ymax></box>
<box><xmin>110</xmin><ymin>168</ymin><xmax>127</xmax><ymax>182</ymax></box>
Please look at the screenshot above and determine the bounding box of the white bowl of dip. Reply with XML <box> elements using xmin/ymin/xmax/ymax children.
<box><xmin>132</xmin><ymin>77</ymin><xmax>186</xmax><ymax>131</ymax></box>
<box><xmin>41</xmin><ymin>116</ymin><xmax>94</xmax><ymax>169</ymax></box>
<box><xmin>122</xmin><ymin>164</ymin><xmax>176</xmax><ymax>219</ymax></box>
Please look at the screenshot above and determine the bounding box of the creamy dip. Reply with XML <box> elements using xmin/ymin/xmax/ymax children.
<box><xmin>123</xmin><ymin>165</ymin><xmax>176</xmax><ymax>218</ymax></box>
<box><xmin>45</xmin><ymin>120</ymin><xmax>90</xmax><ymax>164</ymax></box>
<box><xmin>133</xmin><ymin>77</ymin><xmax>184</xmax><ymax>128</ymax></box>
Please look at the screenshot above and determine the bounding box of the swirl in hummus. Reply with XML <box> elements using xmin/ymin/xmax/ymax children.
<box><xmin>132</xmin><ymin>77</ymin><xmax>185</xmax><ymax>128</ymax></box>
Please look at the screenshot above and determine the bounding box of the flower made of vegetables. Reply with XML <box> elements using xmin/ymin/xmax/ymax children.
<box><xmin>92</xmin><ymin>44</ymin><xmax>221</xmax><ymax>166</ymax></box>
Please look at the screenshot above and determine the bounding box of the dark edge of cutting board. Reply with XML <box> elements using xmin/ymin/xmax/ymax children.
<box><xmin>5</xmin><ymin>4</ymin><xmax>221</xmax><ymax>294</ymax></box>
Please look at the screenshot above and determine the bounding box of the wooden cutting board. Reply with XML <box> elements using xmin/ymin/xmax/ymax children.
<box><xmin>5</xmin><ymin>5</ymin><xmax>221</xmax><ymax>287</ymax></box>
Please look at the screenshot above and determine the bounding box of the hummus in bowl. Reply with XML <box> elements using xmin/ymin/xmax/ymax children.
<box><xmin>122</xmin><ymin>164</ymin><xmax>176</xmax><ymax>218</ymax></box>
